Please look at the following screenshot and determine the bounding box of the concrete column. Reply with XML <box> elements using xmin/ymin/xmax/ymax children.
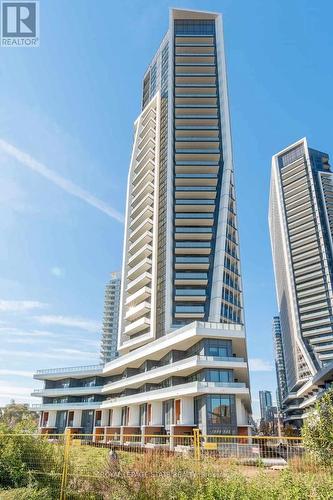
<box><xmin>151</xmin><ymin>401</ymin><xmax>163</xmax><ymax>425</ymax></box>
<box><xmin>101</xmin><ymin>409</ymin><xmax>109</xmax><ymax>427</ymax></box>
<box><xmin>47</xmin><ymin>410</ymin><xmax>57</xmax><ymax>428</ymax></box>
<box><xmin>181</xmin><ymin>397</ymin><xmax>194</xmax><ymax>425</ymax></box>
<box><xmin>236</xmin><ymin>398</ymin><xmax>247</xmax><ymax>426</ymax></box>
<box><xmin>128</xmin><ymin>405</ymin><xmax>140</xmax><ymax>426</ymax></box>
<box><xmin>73</xmin><ymin>410</ymin><xmax>82</xmax><ymax>428</ymax></box>
<box><xmin>112</xmin><ymin>407</ymin><xmax>122</xmax><ymax>426</ymax></box>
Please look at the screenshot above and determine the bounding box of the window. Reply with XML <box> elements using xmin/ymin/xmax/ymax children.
<box><xmin>42</xmin><ymin>411</ymin><xmax>49</xmax><ymax>427</ymax></box>
<box><xmin>163</xmin><ymin>400</ymin><xmax>174</xmax><ymax>427</ymax></box>
<box><xmin>206</xmin><ymin>395</ymin><xmax>236</xmax><ymax>433</ymax></box>
<box><xmin>67</xmin><ymin>411</ymin><xmax>74</xmax><ymax>427</ymax></box>
<box><xmin>95</xmin><ymin>410</ymin><xmax>102</xmax><ymax>427</ymax></box>
<box><xmin>204</xmin><ymin>369</ymin><xmax>233</xmax><ymax>383</ymax></box>
<box><xmin>205</xmin><ymin>339</ymin><xmax>232</xmax><ymax>358</ymax></box>
<box><xmin>107</xmin><ymin>409</ymin><xmax>113</xmax><ymax>427</ymax></box>
<box><xmin>121</xmin><ymin>406</ymin><xmax>130</xmax><ymax>426</ymax></box>
<box><xmin>174</xmin><ymin>19</ymin><xmax>215</xmax><ymax>36</ymax></box>
<box><xmin>139</xmin><ymin>403</ymin><xmax>147</xmax><ymax>426</ymax></box>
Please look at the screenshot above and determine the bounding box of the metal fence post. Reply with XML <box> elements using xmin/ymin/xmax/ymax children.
<box><xmin>60</xmin><ymin>430</ymin><xmax>71</xmax><ymax>500</ymax></box>
<box><xmin>193</xmin><ymin>428</ymin><xmax>201</xmax><ymax>462</ymax></box>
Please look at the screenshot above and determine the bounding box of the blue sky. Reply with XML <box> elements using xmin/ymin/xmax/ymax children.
<box><xmin>0</xmin><ymin>0</ymin><xmax>332</xmax><ymax>419</ymax></box>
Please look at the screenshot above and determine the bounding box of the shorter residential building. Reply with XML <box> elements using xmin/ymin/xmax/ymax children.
<box><xmin>259</xmin><ymin>390</ymin><xmax>273</xmax><ymax>421</ymax></box>
<box><xmin>32</xmin><ymin>322</ymin><xmax>251</xmax><ymax>439</ymax></box>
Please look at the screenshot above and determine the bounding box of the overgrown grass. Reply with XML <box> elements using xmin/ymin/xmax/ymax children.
<box><xmin>1</xmin><ymin>436</ymin><xmax>332</xmax><ymax>499</ymax></box>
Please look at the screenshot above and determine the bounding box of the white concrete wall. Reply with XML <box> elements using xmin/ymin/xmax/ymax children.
<box><xmin>47</xmin><ymin>410</ymin><xmax>56</xmax><ymax>427</ymax></box>
<box><xmin>151</xmin><ymin>401</ymin><xmax>162</xmax><ymax>425</ymax></box>
<box><xmin>236</xmin><ymin>397</ymin><xmax>247</xmax><ymax>426</ymax></box>
<box><xmin>73</xmin><ymin>410</ymin><xmax>82</xmax><ymax>428</ymax></box>
<box><xmin>101</xmin><ymin>409</ymin><xmax>109</xmax><ymax>427</ymax></box>
<box><xmin>112</xmin><ymin>407</ymin><xmax>122</xmax><ymax>426</ymax></box>
<box><xmin>181</xmin><ymin>397</ymin><xmax>194</xmax><ymax>425</ymax></box>
<box><xmin>128</xmin><ymin>405</ymin><xmax>140</xmax><ymax>426</ymax></box>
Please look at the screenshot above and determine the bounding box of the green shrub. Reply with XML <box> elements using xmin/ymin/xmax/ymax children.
<box><xmin>302</xmin><ymin>388</ymin><xmax>333</xmax><ymax>466</ymax></box>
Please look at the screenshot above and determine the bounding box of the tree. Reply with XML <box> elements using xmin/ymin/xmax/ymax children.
<box><xmin>302</xmin><ymin>387</ymin><xmax>333</xmax><ymax>466</ymax></box>
<box><xmin>0</xmin><ymin>400</ymin><xmax>39</xmax><ymax>429</ymax></box>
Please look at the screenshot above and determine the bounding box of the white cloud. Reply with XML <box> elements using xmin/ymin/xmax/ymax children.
<box><xmin>35</xmin><ymin>315</ymin><xmax>101</xmax><ymax>332</ymax></box>
<box><xmin>0</xmin><ymin>348</ymin><xmax>98</xmax><ymax>361</ymax></box>
<box><xmin>0</xmin><ymin>381</ymin><xmax>32</xmax><ymax>397</ymax></box>
<box><xmin>0</xmin><ymin>300</ymin><xmax>46</xmax><ymax>312</ymax></box>
<box><xmin>0</xmin><ymin>138</ymin><xmax>124</xmax><ymax>223</ymax></box>
<box><xmin>0</xmin><ymin>369</ymin><xmax>33</xmax><ymax>378</ymax></box>
<box><xmin>249</xmin><ymin>358</ymin><xmax>274</xmax><ymax>372</ymax></box>
<box><xmin>51</xmin><ymin>266</ymin><xmax>65</xmax><ymax>277</ymax></box>
<box><xmin>0</xmin><ymin>327</ymin><xmax>56</xmax><ymax>338</ymax></box>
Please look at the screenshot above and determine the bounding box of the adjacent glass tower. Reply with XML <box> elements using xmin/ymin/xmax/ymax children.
<box><xmin>272</xmin><ymin>316</ymin><xmax>287</xmax><ymax>411</ymax></box>
<box><xmin>269</xmin><ymin>138</ymin><xmax>333</xmax><ymax>426</ymax></box>
<box><xmin>33</xmin><ymin>9</ymin><xmax>251</xmax><ymax>439</ymax></box>
<box><xmin>100</xmin><ymin>272</ymin><xmax>121</xmax><ymax>364</ymax></box>
<box><xmin>259</xmin><ymin>390</ymin><xmax>273</xmax><ymax>420</ymax></box>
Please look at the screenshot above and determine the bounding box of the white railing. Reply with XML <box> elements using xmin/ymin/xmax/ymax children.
<box><xmin>32</xmin><ymin>386</ymin><xmax>103</xmax><ymax>395</ymax></box>
<box><xmin>31</xmin><ymin>401</ymin><xmax>101</xmax><ymax>409</ymax></box>
<box><xmin>35</xmin><ymin>364</ymin><xmax>104</xmax><ymax>376</ymax></box>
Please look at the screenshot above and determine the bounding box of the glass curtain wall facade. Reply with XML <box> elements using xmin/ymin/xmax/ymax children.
<box><xmin>269</xmin><ymin>138</ymin><xmax>333</xmax><ymax>426</ymax></box>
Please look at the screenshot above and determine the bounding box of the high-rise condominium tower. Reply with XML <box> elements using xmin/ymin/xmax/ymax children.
<box><xmin>100</xmin><ymin>272</ymin><xmax>121</xmax><ymax>364</ymax></box>
<box><xmin>272</xmin><ymin>316</ymin><xmax>287</xmax><ymax>411</ymax></box>
<box><xmin>269</xmin><ymin>138</ymin><xmax>333</xmax><ymax>427</ymax></box>
<box><xmin>259</xmin><ymin>390</ymin><xmax>273</xmax><ymax>420</ymax></box>
<box><xmin>32</xmin><ymin>8</ymin><xmax>251</xmax><ymax>439</ymax></box>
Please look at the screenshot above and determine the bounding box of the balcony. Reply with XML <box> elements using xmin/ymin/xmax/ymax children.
<box><xmin>131</xmin><ymin>181</ymin><xmax>154</xmax><ymax>207</ymax></box>
<box><xmin>175</xmin><ymin>241</ymin><xmax>211</xmax><ymax>255</ymax></box>
<box><xmin>128</xmin><ymin>244</ymin><xmax>153</xmax><ymax>268</ymax></box>
<box><xmin>175</xmin><ymin>288</ymin><xmax>207</xmax><ymax>301</ymax></box>
<box><xmin>125</xmin><ymin>317</ymin><xmax>150</xmax><ymax>336</ymax></box>
<box><xmin>130</xmin><ymin>206</ymin><xmax>154</xmax><ymax>232</ymax></box>
<box><xmin>102</xmin><ymin>380</ymin><xmax>249</xmax><ymax>408</ymax></box>
<box><xmin>175</xmin><ymin>256</ymin><xmax>209</xmax><ymax>269</ymax></box>
<box><xmin>31</xmin><ymin>401</ymin><xmax>102</xmax><ymax>410</ymax></box>
<box><xmin>175</xmin><ymin>213</ymin><xmax>214</xmax><ymax>227</ymax></box>
<box><xmin>174</xmin><ymin>304</ymin><xmax>205</xmax><ymax>319</ymax></box>
<box><xmin>127</xmin><ymin>258</ymin><xmax>152</xmax><ymax>281</ymax></box>
<box><xmin>175</xmin><ymin>227</ymin><xmax>213</xmax><ymax>241</ymax></box>
<box><xmin>132</xmin><ymin>170</ymin><xmax>154</xmax><ymax>198</ymax></box>
<box><xmin>126</xmin><ymin>286</ymin><xmax>151</xmax><ymax>307</ymax></box>
<box><xmin>126</xmin><ymin>271</ymin><xmax>152</xmax><ymax>294</ymax></box>
<box><xmin>34</xmin><ymin>364</ymin><xmax>104</xmax><ymax>380</ymax></box>
<box><xmin>174</xmin><ymin>272</ymin><xmax>208</xmax><ymax>286</ymax></box>
<box><xmin>32</xmin><ymin>386</ymin><xmax>104</xmax><ymax>397</ymax></box>
<box><xmin>125</xmin><ymin>301</ymin><xmax>151</xmax><ymax>321</ymax></box>
<box><xmin>129</xmin><ymin>230</ymin><xmax>153</xmax><ymax>255</ymax></box>
<box><xmin>131</xmin><ymin>193</ymin><xmax>154</xmax><ymax>220</ymax></box>
<box><xmin>129</xmin><ymin>219</ymin><xmax>153</xmax><ymax>243</ymax></box>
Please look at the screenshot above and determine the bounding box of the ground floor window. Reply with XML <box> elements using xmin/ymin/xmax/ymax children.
<box><xmin>207</xmin><ymin>395</ymin><xmax>236</xmax><ymax>434</ymax></box>
<box><xmin>163</xmin><ymin>399</ymin><xmax>174</xmax><ymax>427</ymax></box>
<box><xmin>55</xmin><ymin>410</ymin><xmax>67</xmax><ymax>433</ymax></box>
<box><xmin>81</xmin><ymin>410</ymin><xmax>94</xmax><ymax>434</ymax></box>
<box><xmin>194</xmin><ymin>395</ymin><xmax>237</xmax><ymax>434</ymax></box>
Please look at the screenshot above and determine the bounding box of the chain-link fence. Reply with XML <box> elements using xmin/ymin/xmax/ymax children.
<box><xmin>0</xmin><ymin>431</ymin><xmax>329</xmax><ymax>499</ymax></box>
